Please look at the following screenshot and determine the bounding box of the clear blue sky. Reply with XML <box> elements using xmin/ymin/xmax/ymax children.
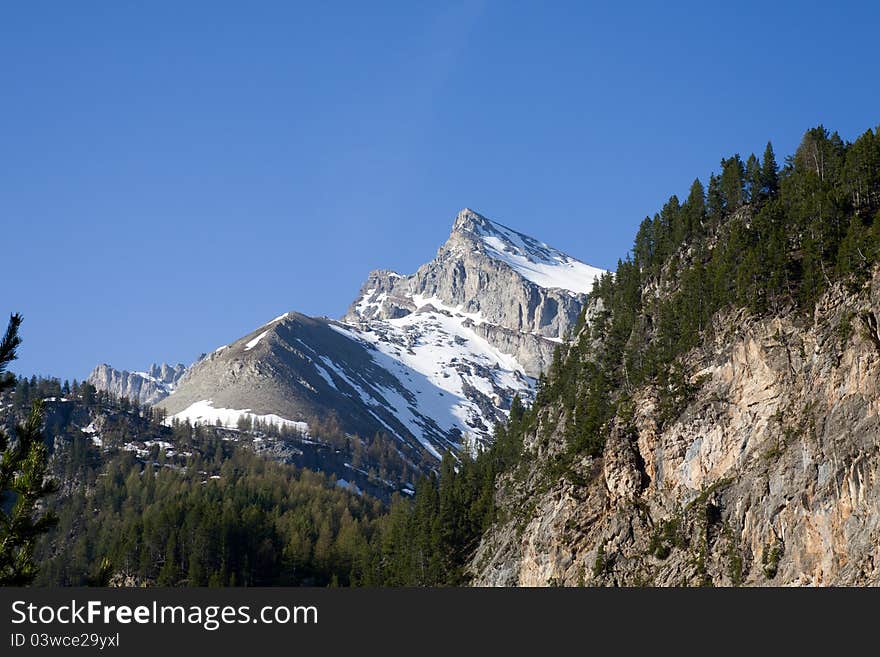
<box><xmin>3</xmin><ymin>1</ymin><xmax>878</xmax><ymax>381</ymax></box>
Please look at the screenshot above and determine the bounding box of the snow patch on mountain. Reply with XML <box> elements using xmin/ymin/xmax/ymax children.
<box><xmin>330</xmin><ymin>300</ymin><xmax>533</xmax><ymax>454</ymax></box>
<box><xmin>355</xmin><ymin>289</ymin><xmax>388</xmax><ymax>317</ymax></box>
<box><xmin>166</xmin><ymin>399</ymin><xmax>309</xmax><ymax>434</ymax></box>
<box><xmin>410</xmin><ymin>294</ymin><xmax>488</xmax><ymax>326</ymax></box>
<box><xmin>244</xmin><ymin>330</ymin><xmax>270</xmax><ymax>351</ymax></box>
<box><xmin>264</xmin><ymin>312</ymin><xmax>290</xmax><ymax>326</ymax></box>
<box><xmin>474</xmin><ymin>219</ymin><xmax>604</xmax><ymax>295</ymax></box>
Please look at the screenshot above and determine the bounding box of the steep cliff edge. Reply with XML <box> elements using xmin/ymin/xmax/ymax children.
<box><xmin>471</xmin><ymin>271</ymin><xmax>880</xmax><ymax>586</ymax></box>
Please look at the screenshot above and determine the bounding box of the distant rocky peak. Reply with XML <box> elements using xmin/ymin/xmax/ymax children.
<box><xmin>448</xmin><ymin>208</ymin><xmax>604</xmax><ymax>296</ymax></box>
<box><xmin>339</xmin><ymin>208</ymin><xmax>606</xmax><ymax>383</ymax></box>
<box><xmin>87</xmin><ymin>362</ymin><xmax>188</xmax><ymax>406</ymax></box>
<box><xmin>345</xmin><ymin>208</ymin><xmax>605</xmax><ymax>328</ymax></box>
<box><xmin>449</xmin><ymin>207</ymin><xmax>550</xmax><ymax>256</ymax></box>
<box><xmin>450</xmin><ymin>207</ymin><xmax>493</xmax><ymax>234</ymax></box>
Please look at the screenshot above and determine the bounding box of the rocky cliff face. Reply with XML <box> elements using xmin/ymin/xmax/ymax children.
<box><xmin>471</xmin><ymin>270</ymin><xmax>880</xmax><ymax>586</ymax></box>
<box><xmin>87</xmin><ymin>363</ymin><xmax>186</xmax><ymax>406</ymax></box>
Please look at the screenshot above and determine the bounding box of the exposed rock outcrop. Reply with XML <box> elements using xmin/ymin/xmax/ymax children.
<box><xmin>470</xmin><ymin>270</ymin><xmax>880</xmax><ymax>586</ymax></box>
<box><xmin>87</xmin><ymin>363</ymin><xmax>186</xmax><ymax>406</ymax></box>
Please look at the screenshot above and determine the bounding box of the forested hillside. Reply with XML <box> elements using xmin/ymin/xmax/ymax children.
<box><xmin>1</xmin><ymin>377</ymin><xmax>422</xmax><ymax>585</ymax></box>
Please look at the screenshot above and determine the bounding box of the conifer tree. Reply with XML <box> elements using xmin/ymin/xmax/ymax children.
<box><xmin>707</xmin><ymin>173</ymin><xmax>725</xmax><ymax>219</ymax></box>
<box><xmin>843</xmin><ymin>128</ymin><xmax>880</xmax><ymax>214</ymax></box>
<box><xmin>685</xmin><ymin>178</ymin><xmax>706</xmax><ymax>237</ymax></box>
<box><xmin>762</xmin><ymin>141</ymin><xmax>779</xmax><ymax>196</ymax></box>
<box><xmin>0</xmin><ymin>314</ymin><xmax>58</xmax><ymax>586</ymax></box>
<box><xmin>720</xmin><ymin>155</ymin><xmax>746</xmax><ymax>210</ymax></box>
<box><xmin>745</xmin><ymin>153</ymin><xmax>762</xmax><ymax>202</ymax></box>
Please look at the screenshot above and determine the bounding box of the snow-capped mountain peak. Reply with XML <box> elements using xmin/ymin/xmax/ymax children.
<box><xmin>95</xmin><ymin>208</ymin><xmax>606</xmax><ymax>464</ymax></box>
<box><xmin>451</xmin><ymin>208</ymin><xmax>604</xmax><ymax>295</ymax></box>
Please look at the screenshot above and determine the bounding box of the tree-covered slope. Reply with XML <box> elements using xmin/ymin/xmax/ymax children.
<box><xmin>2</xmin><ymin>378</ymin><xmax>405</xmax><ymax>585</ymax></box>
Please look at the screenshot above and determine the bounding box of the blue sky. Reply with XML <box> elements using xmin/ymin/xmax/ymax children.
<box><xmin>3</xmin><ymin>1</ymin><xmax>879</xmax><ymax>380</ymax></box>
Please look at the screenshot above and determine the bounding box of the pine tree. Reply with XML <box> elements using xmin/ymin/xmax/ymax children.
<box><xmin>684</xmin><ymin>178</ymin><xmax>706</xmax><ymax>238</ymax></box>
<box><xmin>843</xmin><ymin>128</ymin><xmax>880</xmax><ymax>214</ymax></box>
<box><xmin>0</xmin><ymin>314</ymin><xmax>58</xmax><ymax>585</ymax></box>
<box><xmin>836</xmin><ymin>216</ymin><xmax>870</xmax><ymax>281</ymax></box>
<box><xmin>720</xmin><ymin>155</ymin><xmax>746</xmax><ymax>211</ymax></box>
<box><xmin>632</xmin><ymin>217</ymin><xmax>655</xmax><ymax>272</ymax></box>
<box><xmin>662</xmin><ymin>195</ymin><xmax>685</xmax><ymax>246</ymax></box>
<box><xmin>745</xmin><ymin>153</ymin><xmax>762</xmax><ymax>202</ymax></box>
<box><xmin>707</xmin><ymin>173</ymin><xmax>725</xmax><ymax>220</ymax></box>
<box><xmin>762</xmin><ymin>141</ymin><xmax>779</xmax><ymax>196</ymax></box>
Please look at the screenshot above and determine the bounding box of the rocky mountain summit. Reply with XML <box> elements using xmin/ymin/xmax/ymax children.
<box><xmin>87</xmin><ymin>362</ymin><xmax>186</xmax><ymax>406</ymax></box>
<box><xmin>344</xmin><ymin>209</ymin><xmax>604</xmax><ymax>375</ymax></box>
<box><xmin>92</xmin><ymin>209</ymin><xmax>605</xmax><ymax>463</ymax></box>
